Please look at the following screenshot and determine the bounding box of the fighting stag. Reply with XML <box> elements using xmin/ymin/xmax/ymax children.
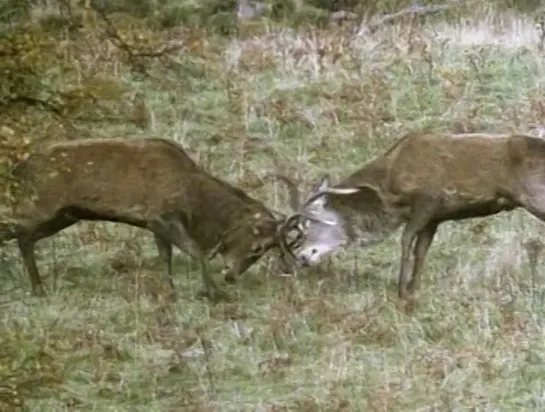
<box><xmin>0</xmin><ymin>137</ymin><xmax>301</xmax><ymax>300</ymax></box>
<box><xmin>277</xmin><ymin>132</ymin><xmax>545</xmax><ymax>298</ymax></box>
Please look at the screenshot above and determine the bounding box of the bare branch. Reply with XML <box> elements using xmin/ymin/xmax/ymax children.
<box><xmin>368</xmin><ymin>1</ymin><xmax>464</xmax><ymax>30</ymax></box>
<box><xmin>266</xmin><ymin>174</ymin><xmax>302</xmax><ymax>211</ymax></box>
<box><xmin>89</xmin><ymin>4</ymin><xmax>183</xmax><ymax>77</ymax></box>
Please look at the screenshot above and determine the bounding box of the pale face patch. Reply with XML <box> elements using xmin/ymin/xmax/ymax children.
<box><xmin>293</xmin><ymin>194</ymin><xmax>347</xmax><ymax>266</ymax></box>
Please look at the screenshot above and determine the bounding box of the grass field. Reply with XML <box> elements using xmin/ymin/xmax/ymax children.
<box><xmin>3</xmin><ymin>8</ymin><xmax>545</xmax><ymax>411</ymax></box>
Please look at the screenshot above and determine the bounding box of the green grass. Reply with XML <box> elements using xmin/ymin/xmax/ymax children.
<box><xmin>3</xmin><ymin>10</ymin><xmax>545</xmax><ymax>411</ymax></box>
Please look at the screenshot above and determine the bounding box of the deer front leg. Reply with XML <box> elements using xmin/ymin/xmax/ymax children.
<box><xmin>407</xmin><ymin>222</ymin><xmax>438</xmax><ymax>293</ymax></box>
<box><xmin>398</xmin><ymin>195</ymin><xmax>441</xmax><ymax>299</ymax></box>
<box><xmin>196</xmin><ymin>253</ymin><xmax>231</xmax><ymax>302</ymax></box>
<box><xmin>152</xmin><ymin>216</ymin><xmax>224</xmax><ymax>301</ymax></box>
<box><xmin>398</xmin><ymin>226</ymin><xmax>417</xmax><ymax>299</ymax></box>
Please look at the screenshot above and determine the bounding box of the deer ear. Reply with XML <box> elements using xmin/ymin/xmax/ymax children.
<box><xmin>310</xmin><ymin>176</ymin><xmax>330</xmax><ymax>197</ymax></box>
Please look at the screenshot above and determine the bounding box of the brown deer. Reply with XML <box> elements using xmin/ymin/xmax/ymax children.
<box><xmin>0</xmin><ymin>137</ymin><xmax>300</xmax><ymax>300</ymax></box>
<box><xmin>277</xmin><ymin>131</ymin><xmax>545</xmax><ymax>298</ymax></box>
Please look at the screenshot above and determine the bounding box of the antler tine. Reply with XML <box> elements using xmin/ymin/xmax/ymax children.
<box><xmin>239</xmin><ymin>171</ymin><xmax>301</xmax><ymax>213</ymax></box>
<box><xmin>269</xmin><ymin>208</ymin><xmax>287</xmax><ymax>220</ymax></box>
<box><xmin>254</xmin><ymin>142</ymin><xmax>302</xmax><ymax>212</ymax></box>
<box><xmin>276</xmin><ymin>214</ymin><xmax>303</xmax><ymax>265</ymax></box>
<box><xmin>266</xmin><ymin>173</ymin><xmax>301</xmax><ymax>211</ymax></box>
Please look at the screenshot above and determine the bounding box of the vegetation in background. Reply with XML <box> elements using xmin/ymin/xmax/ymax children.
<box><xmin>2</xmin><ymin>0</ymin><xmax>545</xmax><ymax>410</ymax></box>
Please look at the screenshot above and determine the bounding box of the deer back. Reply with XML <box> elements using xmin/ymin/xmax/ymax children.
<box><xmin>7</xmin><ymin>138</ymin><xmax>202</xmax><ymax>221</ymax></box>
<box><xmin>383</xmin><ymin>132</ymin><xmax>518</xmax><ymax>199</ymax></box>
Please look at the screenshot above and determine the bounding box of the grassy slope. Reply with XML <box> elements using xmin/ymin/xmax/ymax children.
<box><xmin>3</xmin><ymin>10</ymin><xmax>545</xmax><ymax>411</ymax></box>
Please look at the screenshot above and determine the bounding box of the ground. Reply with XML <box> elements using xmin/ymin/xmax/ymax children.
<box><xmin>2</xmin><ymin>8</ymin><xmax>545</xmax><ymax>411</ymax></box>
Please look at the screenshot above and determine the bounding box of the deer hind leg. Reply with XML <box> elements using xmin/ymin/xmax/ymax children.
<box><xmin>398</xmin><ymin>195</ymin><xmax>442</xmax><ymax>299</ymax></box>
<box><xmin>153</xmin><ymin>234</ymin><xmax>175</xmax><ymax>296</ymax></box>
<box><xmin>398</xmin><ymin>226</ymin><xmax>417</xmax><ymax>298</ymax></box>
<box><xmin>407</xmin><ymin>222</ymin><xmax>438</xmax><ymax>293</ymax></box>
<box><xmin>18</xmin><ymin>237</ymin><xmax>45</xmax><ymax>296</ymax></box>
<box><xmin>16</xmin><ymin>215</ymin><xmax>77</xmax><ymax>296</ymax></box>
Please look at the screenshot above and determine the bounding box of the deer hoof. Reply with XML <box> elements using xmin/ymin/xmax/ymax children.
<box><xmin>214</xmin><ymin>289</ymin><xmax>232</xmax><ymax>302</ymax></box>
<box><xmin>196</xmin><ymin>287</ymin><xmax>231</xmax><ymax>302</ymax></box>
<box><xmin>396</xmin><ymin>295</ymin><xmax>417</xmax><ymax>314</ymax></box>
<box><xmin>224</xmin><ymin>273</ymin><xmax>236</xmax><ymax>284</ymax></box>
<box><xmin>407</xmin><ymin>279</ymin><xmax>419</xmax><ymax>293</ymax></box>
<box><xmin>222</xmin><ymin>267</ymin><xmax>236</xmax><ymax>284</ymax></box>
<box><xmin>397</xmin><ymin>285</ymin><xmax>410</xmax><ymax>300</ymax></box>
<box><xmin>32</xmin><ymin>285</ymin><xmax>47</xmax><ymax>297</ymax></box>
<box><xmin>165</xmin><ymin>289</ymin><xmax>178</xmax><ymax>302</ymax></box>
<box><xmin>196</xmin><ymin>288</ymin><xmax>211</xmax><ymax>300</ymax></box>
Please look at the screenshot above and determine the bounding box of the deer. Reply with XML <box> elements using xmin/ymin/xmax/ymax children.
<box><xmin>0</xmin><ymin>137</ymin><xmax>301</xmax><ymax>300</ymax></box>
<box><xmin>275</xmin><ymin>131</ymin><xmax>545</xmax><ymax>299</ymax></box>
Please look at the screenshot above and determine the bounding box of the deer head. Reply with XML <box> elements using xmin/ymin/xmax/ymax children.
<box><xmin>291</xmin><ymin>177</ymin><xmax>362</xmax><ymax>266</ymax></box>
<box><xmin>210</xmin><ymin>210</ymin><xmax>304</xmax><ymax>275</ymax></box>
<box><xmin>275</xmin><ymin>175</ymin><xmax>362</xmax><ymax>266</ymax></box>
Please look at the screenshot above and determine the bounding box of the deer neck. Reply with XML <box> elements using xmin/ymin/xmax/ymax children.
<box><xmin>339</xmin><ymin>206</ymin><xmax>402</xmax><ymax>248</ymax></box>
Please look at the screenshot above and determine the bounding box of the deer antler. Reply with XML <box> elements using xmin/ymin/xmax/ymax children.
<box><xmin>253</xmin><ymin>173</ymin><xmax>301</xmax><ymax>212</ymax></box>
<box><xmin>267</xmin><ymin>173</ymin><xmax>301</xmax><ymax>211</ymax></box>
<box><xmin>247</xmin><ymin>141</ymin><xmax>302</xmax><ymax>212</ymax></box>
<box><xmin>276</xmin><ymin>214</ymin><xmax>303</xmax><ymax>265</ymax></box>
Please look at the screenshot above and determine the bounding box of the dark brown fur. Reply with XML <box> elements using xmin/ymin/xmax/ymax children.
<box><xmin>0</xmin><ymin>137</ymin><xmax>292</xmax><ymax>299</ymax></box>
<box><xmin>280</xmin><ymin>132</ymin><xmax>545</xmax><ymax>299</ymax></box>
